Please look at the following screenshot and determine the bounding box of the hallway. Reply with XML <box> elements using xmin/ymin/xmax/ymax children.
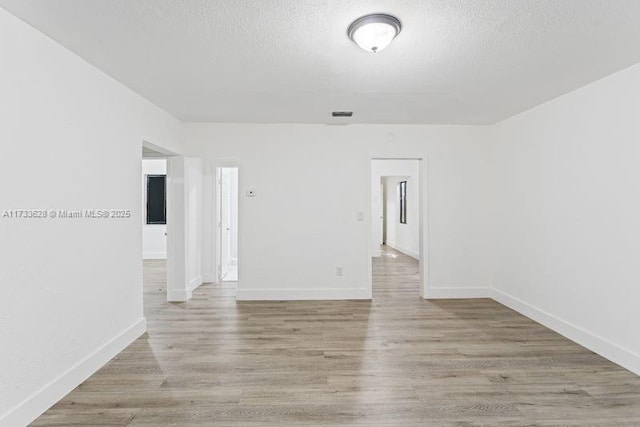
<box><xmin>32</xmin><ymin>248</ymin><xmax>640</xmax><ymax>425</ymax></box>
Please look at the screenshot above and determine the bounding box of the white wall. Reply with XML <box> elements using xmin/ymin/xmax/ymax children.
<box><xmin>166</xmin><ymin>156</ymin><xmax>204</xmax><ymax>299</ymax></box>
<box><xmin>184</xmin><ymin>124</ymin><xmax>494</xmax><ymax>300</ymax></box>
<box><xmin>185</xmin><ymin>158</ymin><xmax>204</xmax><ymax>291</ymax></box>
<box><xmin>142</xmin><ymin>159</ymin><xmax>167</xmax><ymax>259</ymax></box>
<box><xmin>0</xmin><ymin>8</ymin><xmax>183</xmax><ymax>425</ymax></box>
<box><xmin>371</xmin><ymin>159</ymin><xmax>420</xmax><ymax>259</ymax></box>
<box><xmin>491</xmin><ymin>63</ymin><xmax>640</xmax><ymax>375</ymax></box>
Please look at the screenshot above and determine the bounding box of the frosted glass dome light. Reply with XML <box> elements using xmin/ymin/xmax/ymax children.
<box><xmin>348</xmin><ymin>14</ymin><xmax>402</xmax><ymax>53</ymax></box>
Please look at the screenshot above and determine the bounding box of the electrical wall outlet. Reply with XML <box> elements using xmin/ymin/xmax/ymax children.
<box><xmin>336</xmin><ymin>267</ymin><xmax>344</xmax><ymax>276</ymax></box>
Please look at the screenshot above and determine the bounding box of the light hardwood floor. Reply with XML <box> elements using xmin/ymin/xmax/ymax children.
<box><xmin>33</xmin><ymin>246</ymin><xmax>640</xmax><ymax>426</ymax></box>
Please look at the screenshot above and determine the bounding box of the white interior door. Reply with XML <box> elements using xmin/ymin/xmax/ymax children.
<box><xmin>379</xmin><ymin>182</ymin><xmax>385</xmax><ymax>245</ymax></box>
<box><xmin>219</xmin><ymin>168</ymin><xmax>232</xmax><ymax>280</ymax></box>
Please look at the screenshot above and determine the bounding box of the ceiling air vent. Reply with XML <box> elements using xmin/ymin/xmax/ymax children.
<box><xmin>332</xmin><ymin>111</ymin><xmax>353</xmax><ymax>118</ymax></box>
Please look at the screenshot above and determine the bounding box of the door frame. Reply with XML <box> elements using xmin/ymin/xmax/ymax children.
<box><xmin>141</xmin><ymin>140</ymin><xmax>183</xmax><ymax>301</ymax></box>
<box><xmin>213</xmin><ymin>161</ymin><xmax>239</xmax><ymax>283</ymax></box>
<box><xmin>369</xmin><ymin>156</ymin><xmax>429</xmax><ymax>298</ymax></box>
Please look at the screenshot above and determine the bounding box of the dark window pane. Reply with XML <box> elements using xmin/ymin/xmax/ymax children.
<box><xmin>147</xmin><ymin>175</ymin><xmax>166</xmax><ymax>224</ymax></box>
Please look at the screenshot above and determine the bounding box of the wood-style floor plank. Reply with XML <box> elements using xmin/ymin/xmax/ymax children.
<box><xmin>31</xmin><ymin>246</ymin><xmax>640</xmax><ymax>426</ymax></box>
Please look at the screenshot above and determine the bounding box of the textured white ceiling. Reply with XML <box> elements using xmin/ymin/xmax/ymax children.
<box><xmin>2</xmin><ymin>0</ymin><xmax>640</xmax><ymax>124</ymax></box>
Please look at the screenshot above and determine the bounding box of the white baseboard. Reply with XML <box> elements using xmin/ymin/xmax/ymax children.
<box><xmin>490</xmin><ymin>288</ymin><xmax>640</xmax><ymax>376</ymax></box>
<box><xmin>371</xmin><ymin>249</ymin><xmax>382</xmax><ymax>257</ymax></box>
<box><xmin>167</xmin><ymin>288</ymin><xmax>192</xmax><ymax>302</ymax></box>
<box><xmin>167</xmin><ymin>276</ymin><xmax>202</xmax><ymax>302</ymax></box>
<box><xmin>385</xmin><ymin>242</ymin><xmax>419</xmax><ymax>260</ymax></box>
<box><xmin>201</xmin><ymin>273</ymin><xmax>215</xmax><ymax>283</ymax></box>
<box><xmin>236</xmin><ymin>288</ymin><xmax>372</xmax><ymax>301</ymax></box>
<box><xmin>426</xmin><ymin>287</ymin><xmax>492</xmax><ymax>299</ymax></box>
<box><xmin>142</xmin><ymin>252</ymin><xmax>166</xmax><ymax>260</ymax></box>
<box><xmin>189</xmin><ymin>275</ymin><xmax>203</xmax><ymax>292</ymax></box>
<box><xmin>0</xmin><ymin>318</ymin><xmax>146</xmax><ymax>427</ymax></box>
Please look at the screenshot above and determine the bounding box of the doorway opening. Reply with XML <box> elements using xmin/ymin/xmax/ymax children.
<box><xmin>141</xmin><ymin>142</ymin><xmax>174</xmax><ymax>307</ymax></box>
<box><xmin>370</xmin><ymin>158</ymin><xmax>426</xmax><ymax>297</ymax></box>
<box><xmin>216</xmin><ymin>166</ymin><xmax>239</xmax><ymax>282</ymax></box>
<box><xmin>142</xmin><ymin>158</ymin><xmax>167</xmax><ymax>260</ymax></box>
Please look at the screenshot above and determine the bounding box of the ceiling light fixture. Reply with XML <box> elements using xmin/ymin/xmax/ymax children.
<box><xmin>347</xmin><ymin>13</ymin><xmax>402</xmax><ymax>53</ymax></box>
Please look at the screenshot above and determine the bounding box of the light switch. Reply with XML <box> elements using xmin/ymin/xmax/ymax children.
<box><xmin>356</xmin><ymin>211</ymin><xmax>364</xmax><ymax>221</ymax></box>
